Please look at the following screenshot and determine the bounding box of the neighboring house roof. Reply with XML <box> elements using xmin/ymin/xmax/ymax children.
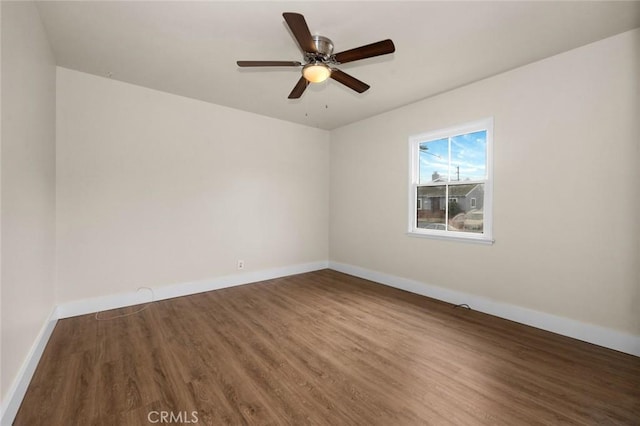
<box><xmin>449</xmin><ymin>184</ymin><xmax>481</xmax><ymax>197</ymax></box>
<box><xmin>418</xmin><ymin>184</ymin><xmax>480</xmax><ymax>198</ymax></box>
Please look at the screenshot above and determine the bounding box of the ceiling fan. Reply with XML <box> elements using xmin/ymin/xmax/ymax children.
<box><xmin>237</xmin><ymin>12</ymin><xmax>395</xmax><ymax>99</ymax></box>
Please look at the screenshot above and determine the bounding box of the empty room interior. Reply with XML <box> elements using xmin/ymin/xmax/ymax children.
<box><xmin>2</xmin><ymin>1</ymin><xmax>640</xmax><ymax>425</ymax></box>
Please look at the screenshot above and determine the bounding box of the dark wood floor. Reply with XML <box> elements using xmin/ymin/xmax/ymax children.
<box><xmin>15</xmin><ymin>269</ymin><xmax>640</xmax><ymax>425</ymax></box>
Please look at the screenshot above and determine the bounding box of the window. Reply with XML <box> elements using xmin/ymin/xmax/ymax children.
<box><xmin>408</xmin><ymin>118</ymin><xmax>493</xmax><ymax>243</ymax></box>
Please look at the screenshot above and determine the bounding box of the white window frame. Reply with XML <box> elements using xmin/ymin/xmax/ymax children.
<box><xmin>416</xmin><ymin>198</ymin><xmax>422</xmax><ymax>210</ymax></box>
<box><xmin>408</xmin><ymin>117</ymin><xmax>494</xmax><ymax>244</ymax></box>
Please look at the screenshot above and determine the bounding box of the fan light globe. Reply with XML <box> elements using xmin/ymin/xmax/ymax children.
<box><xmin>302</xmin><ymin>63</ymin><xmax>331</xmax><ymax>83</ymax></box>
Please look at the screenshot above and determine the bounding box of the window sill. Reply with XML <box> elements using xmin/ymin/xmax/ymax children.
<box><xmin>406</xmin><ymin>231</ymin><xmax>494</xmax><ymax>245</ymax></box>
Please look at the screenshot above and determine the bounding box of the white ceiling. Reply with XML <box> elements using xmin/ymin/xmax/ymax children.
<box><xmin>36</xmin><ymin>1</ymin><xmax>640</xmax><ymax>130</ymax></box>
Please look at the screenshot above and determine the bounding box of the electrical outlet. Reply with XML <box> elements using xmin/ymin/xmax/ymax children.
<box><xmin>237</xmin><ymin>260</ymin><xmax>245</xmax><ymax>270</ymax></box>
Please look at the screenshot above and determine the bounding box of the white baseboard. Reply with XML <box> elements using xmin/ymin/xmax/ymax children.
<box><xmin>329</xmin><ymin>261</ymin><xmax>640</xmax><ymax>357</ymax></box>
<box><xmin>0</xmin><ymin>307</ymin><xmax>58</xmax><ymax>426</ymax></box>
<box><xmin>56</xmin><ymin>261</ymin><xmax>329</xmax><ymax>319</ymax></box>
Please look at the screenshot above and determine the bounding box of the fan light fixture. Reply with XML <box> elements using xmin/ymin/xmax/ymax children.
<box><xmin>302</xmin><ymin>62</ymin><xmax>331</xmax><ymax>83</ymax></box>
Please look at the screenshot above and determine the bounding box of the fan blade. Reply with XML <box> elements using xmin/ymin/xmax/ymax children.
<box><xmin>237</xmin><ymin>61</ymin><xmax>301</xmax><ymax>67</ymax></box>
<box><xmin>330</xmin><ymin>69</ymin><xmax>370</xmax><ymax>93</ymax></box>
<box><xmin>283</xmin><ymin>12</ymin><xmax>316</xmax><ymax>53</ymax></box>
<box><xmin>333</xmin><ymin>39</ymin><xmax>395</xmax><ymax>64</ymax></box>
<box><xmin>288</xmin><ymin>76</ymin><xmax>309</xmax><ymax>99</ymax></box>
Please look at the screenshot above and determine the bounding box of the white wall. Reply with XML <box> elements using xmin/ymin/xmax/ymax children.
<box><xmin>1</xmin><ymin>1</ymin><xmax>56</xmax><ymax>401</ymax></box>
<box><xmin>330</xmin><ymin>29</ymin><xmax>640</xmax><ymax>336</ymax></box>
<box><xmin>56</xmin><ymin>67</ymin><xmax>329</xmax><ymax>303</ymax></box>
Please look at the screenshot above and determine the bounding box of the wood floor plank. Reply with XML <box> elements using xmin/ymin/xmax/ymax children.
<box><xmin>14</xmin><ymin>269</ymin><xmax>640</xmax><ymax>425</ymax></box>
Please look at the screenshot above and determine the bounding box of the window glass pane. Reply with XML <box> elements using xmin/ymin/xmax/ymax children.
<box><xmin>419</xmin><ymin>138</ymin><xmax>448</xmax><ymax>183</ymax></box>
<box><xmin>448</xmin><ymin>183</ymin><xmax>484</xmax><ymax>233</ymax></box>
<box><xmin>450</xmin><ymin>130</ymin><xmax>486</xmax><ymax>181</ymax></box>
<box><xmin>416</xmin><ymin>186</ymin><xmax>446</xmax><ymax>230</ymax></box>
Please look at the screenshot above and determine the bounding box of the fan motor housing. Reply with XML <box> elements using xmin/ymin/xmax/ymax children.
<box><xmin>312</xmin><ymin>35</ymin><xmax>334</xmax><ymax>55</ymax></box>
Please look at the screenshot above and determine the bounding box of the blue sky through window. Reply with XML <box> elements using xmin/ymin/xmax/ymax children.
<box><xmin>419</xmin><ymin>130</ymin><xmax>486</xmax><ymax>183</ymax></box>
